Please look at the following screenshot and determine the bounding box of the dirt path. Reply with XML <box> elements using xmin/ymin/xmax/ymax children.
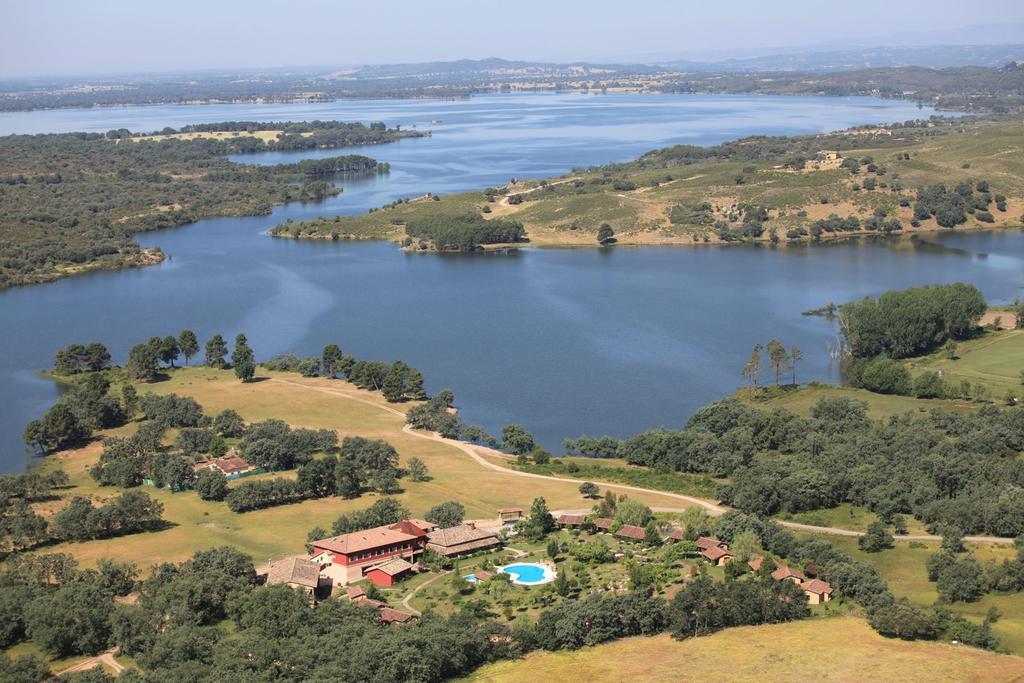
<box><xmin>268</xmin><ymin>377</ymin><xmax>1014</xmax><ymax>545</ymax></box>
<box><xmin>399</xmin><ymin>569</ymin><xmax>450</xmax><ymax>615</ymax></box>
<box><xmin>56</xmin><ymin>649</ymin><xmax>124</xmax><ymax>676</ymax></box>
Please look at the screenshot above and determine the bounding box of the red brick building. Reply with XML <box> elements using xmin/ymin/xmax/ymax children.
<box><xmin>310</xmin><ymin>519</ymin><xmax>434</xmax><ymax>584</ymax></box>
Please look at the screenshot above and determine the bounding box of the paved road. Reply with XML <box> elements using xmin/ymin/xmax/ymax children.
<box><xmin>270</xmin><ymin>377</ymin><xmax>1015</xmax><ymax>546</ymax></box>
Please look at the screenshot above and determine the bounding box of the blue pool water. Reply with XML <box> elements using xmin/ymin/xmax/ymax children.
<box><xmin>499</xmin><ymin>563</ymin><xmax>555</xmax><ymax>585</ymax></box>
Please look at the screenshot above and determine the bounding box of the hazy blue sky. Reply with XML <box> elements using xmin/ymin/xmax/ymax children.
<box><xmin>2</xmin><ymin>0</ymin><xmax>1023</xmax><ymax>77</ymax></box>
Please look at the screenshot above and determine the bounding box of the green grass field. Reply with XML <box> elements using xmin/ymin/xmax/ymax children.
<box><xmin>465</xmin><ymin>616</ymin><xmax>1024</xmax><ymax>682</ymax></box>
<box><xmin>31</xmin><ymin>368</ymin><xmax>697</xmax><ymax>567</ymax></box>
<box><xmin>909</xmin><ymin>329</ymin><xmax>1024</xmax><ymax>399</ymax></box>
<box><xmin>750</xmin><ymin>382</ymin><xmax>975</xmax><ymax>419</ymax></box>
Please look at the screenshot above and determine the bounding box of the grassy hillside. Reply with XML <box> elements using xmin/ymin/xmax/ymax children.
<box><xmin>466</xmin><ymin>617</ymin><xmax>1024</xmax><ymax>682</ymax></box>
<box><xmin>273</xmin><ymin>118</ymin><xmax>1024</xmax><ymax>249</ymax></box>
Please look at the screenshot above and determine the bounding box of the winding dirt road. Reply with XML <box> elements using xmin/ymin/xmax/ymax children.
<box><xmin>269</xmin><ymin>377</ymin><xmax>1014</xmax><ymax>545</ymax></box>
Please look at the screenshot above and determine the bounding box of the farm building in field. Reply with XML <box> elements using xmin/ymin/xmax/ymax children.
<box><xmin>594</xmin><ymin>518</ymin><xmax>614</xmax><ymax>532</ymax></box>
<box><xmin>801</xmin><ymin>579</ymin><xmax>833</xmax><ymax>604</ymax></box>
<box><xmin>426</xmin><ymin>523</ymin><xmax>501</xmax><ymax>557</ymax></box>
<box><xmin>265</xmin><ymin>557</ymin><xmax>322</xmax><ymax>596</ymax></box>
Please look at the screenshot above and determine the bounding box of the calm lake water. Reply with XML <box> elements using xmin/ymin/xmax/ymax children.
<box><xmin>4</xmin><ymin>92</ymin><xmax>1014</xmax><ymax>474</ymax></box>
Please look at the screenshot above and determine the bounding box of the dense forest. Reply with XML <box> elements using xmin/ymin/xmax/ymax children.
<box><xmin>0</xmin><ymin>122</ymin><xmax>415</xmax><ymax>288</ymax></box>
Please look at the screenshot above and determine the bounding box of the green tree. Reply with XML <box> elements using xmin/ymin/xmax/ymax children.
<box><xmin>205</xmin><ymin>334</ymin><xmax>228</xmax><ymax>368</ymax></box>
<box><xmin>426</xmin><ymin>500</ymin><xmax>465</xmax><ymax>529</ymax></box>
<box><xmin>614</xmin><ymin>498</ymin><xmax>653</xmax><ymax>527</ymax></box>
<box><xmin>195</xmin><ymin>469</ymin><xmax>228</xmax><ymax>501</ymax></box>
<box><xmin>406</xmin><ymin>457</ymin><xmax>429</xmax><ymax>482</ymax></box>
<box><xmin>121</xmin><ymin>384</ymin><xmax>138</xmax><ymax>419</ymax></box>
<box><xmin>522</xmin><ymin>497</ymin><xmax>556</xmax><ymax>541</ymax></box>
<box><xmin>644</xmin><ymin>521</ymin><xmax>662</xmax><ymax>546</ymax></box>
<box><xmin>178</xmin><ymin>330</ymin><xmax>199</xmax><ymax>366</ymax></box>
<box><xmin>597</xmin><ymin>223</ymin><xmax>615</xmax><ymax>245</ymax></box>
<box><xmin>944</xmin><ymin>339</ymin><xmax>958</xmax><ymax>360</ymax></box>
<box><xmin>322</xmin><ymin>344</ymin><xmax>343</xmax><ymax>378</ymax></box>
<box><xmin>730</xmin><ymin>529</ymin><xmax>761</xmax><ymax>562</ymax></box>
<box><xmin>159</xmin><ymin>335</ymin><xmax>180</xmax><ymax>368</ymax></box>
<box><xmin>789</xmin><ymin>345</ymin><xmax>804</xmax><ymax>384</ymax></box>
<box><xmin>24</xmin><ymin>581</ymin><xmax>113</xmax><ymax>656</ymax></box>
<box><xmin>501</xmin><ymin>424</ymin><xmax>535</xmax><ymax>455</ymax></box>
<box><xmin>406</xmin><ymin>369</ymin><xmax>427</xmax><ymax>400</ymax></box>
<box><xmin>382</xmin><ymin>364</ymin><xmax>406</xmax><ymax>403</ymax></box>
<box><xmin>127</xmin><ymin>343</ymin><xmax>159</xmax><ymax>381</ymax></box>
<box><xmin>579</xmin><ymin>482</ymin><xmax>599</xmax><ymax>498</ymax></box>
<box><xmin>936</xmin><ymin>556</ymin><xmax>984</xmax><ymax>603</ymax></box>
<box><xmin>547</xmin><ymin>539</ymin><xmax>560</xmax><ymax>559</ymax></box>
<box><xmin>858</xmin><ymin>521</ymin><xmax>894</xmax><ymax>553</ymax></box>
<box><xmin>232</xmin><ymin>334</ymin><xmax>255</xmax><ymax>382</ymax></box>
<box><xmin>765</xmin><ymin>340</ymin><xmax>788</xmax><ymax>386</ymax></box>
<box><xmin>742</xmin><ymin>343</ymin><xmax>762</xmax><ymax>389</ymax></box>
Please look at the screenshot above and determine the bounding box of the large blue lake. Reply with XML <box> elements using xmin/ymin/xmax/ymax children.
<box><xmin>3</xmin><ymin>92</ymin><xmax>1019</xmax><ymax>474</ymax></box>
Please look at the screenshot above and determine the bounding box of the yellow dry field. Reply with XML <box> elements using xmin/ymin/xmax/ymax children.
<box><xmin>35</xmin><ymin>368</ymin><xmax>690</xmax><ymax>567</ymax></box>
<box><xmin>466</xmin><ymin>617</ymin><xmax>1024</xmax><ymax>682</ymax></box>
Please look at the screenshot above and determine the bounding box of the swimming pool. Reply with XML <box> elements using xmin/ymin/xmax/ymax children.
<box><xmin>498</xmin><ymin>562</ymin><xmax>556</xmax><ymax>586</ymax></box>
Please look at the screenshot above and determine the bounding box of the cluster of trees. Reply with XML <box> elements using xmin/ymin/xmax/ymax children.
<box><xmin>927</xmin><ymin>534</ymin><xmax>1024</xmax><ymax>605</ymax></box>
<box><xmin>52</xmin><ymin>342</ymin><xmax>111</xmax><ymax>375</ymax></box>
<box><xmin>841</xmin><ymin>282</ymin><xmax>986</xmax><ymax>359</ymax></box>
<box><xmin>23</xmin><ymin>374</ymin><xmax>126</xmax><ymax>455</ymax></box>
<box><xmin>404</xmin><ymin>213</ymin><xmax>526</xmax><ymax>252</ymax></box>
<box><xmin>405</xmin><ymin>390</ymin><xmax>496</xmax><ymax>445</ymax></box>
<box><xmin>596</xmin><ymin>394</ymin><xmax>1024</xmax><ymax>537</ymax></box>
<box><xmin>275</xmin><ymin>154</ymin><xmax>386</xmax><ymax>176</ymax></box>
<box><xmin>227</xmin><ymin>436</ymin><xmax>401</xmax><ymax>512</ymax></box>
<box><xmin>0</xmin><ymin>470</ymin><xmax>68</xmax><ymax>553</ymax></box>
<box><xmin>49</xmin><ymin>490</ymin><xmax>165</xmax><ymax>542</ymax></box>
<box><xmin>914</xmin><ymin>181</ymin><xmax>997</xmax><ymax>228</ymax></box>
<box><xmin>740</xmin><ymin>340</ymin><xmax>803</xmax><ymax>389</ymax></box>
<box><xmin>562</xmin><ymin>435</ymin><xmax>619</xmax><ymax>458</ymax></box>
<box><xmin>845</xmin><ymin>355</ymin><xmax>991</xmax><ymax>402</ymax></box>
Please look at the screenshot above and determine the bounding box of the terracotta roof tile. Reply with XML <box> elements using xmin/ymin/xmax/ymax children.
<box><xmin>266</xmin><ymin>557</ymin><xmax>320</xmax><ymax>588</ymax></box>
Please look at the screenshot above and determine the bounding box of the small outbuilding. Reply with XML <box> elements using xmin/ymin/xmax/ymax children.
<box><xmin>700</xmin><ymin>546</ymin><xmax>733</xmax><ymax>566</ymax></box>
<box><xmin>594</xmin><ymin>518</ymin><xmax>614</xmax><ymax>533</ymax></box>
<box><xmin>426</xmin><ymin>523</ymin><xmax>501</xmax><ymax>557</ymax></box>
<box><xmin>615</xmin><ymin>525</ymin><xmax>646</xmax><ymax>542</ymax></box>
<box><xmin>497</xmin><ymin>508</ymin><xmax>524</xmax><ymax>525</ymax></box>
<box><xmin>801</xmin><ymin>578</ymin><xmax>833</xmax><ymax>604</ymax></box>
<box><xmin>668</xmin><ymin>527</ymin><xmax>686</xmax><ymax>542</ymax></box>
<box><xmin>556</xmin><ymin>514</ymin><xmax>587</xmax><ymax>529</ymax></box>
<box><xmin>365</xmin><ymin>558</ymin><xmax>415</xmax><ymax>587</ymax></box>
<box><xmin>379</xmin><ymin>607</ymin><xmax>415</xmax><ymax>625</ymax></box>
<box><xmin>694</xmin><ymin>536</ymin><xmax>727</xmax><ymax>552</ymax></box>
<box><xmin>772</xmin><ymin>565</ymin><xmax>806</xmax><ymax>584</ymax></box>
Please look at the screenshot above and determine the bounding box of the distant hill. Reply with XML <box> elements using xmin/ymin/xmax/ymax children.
<box><xmin>329</xmin><ymin>57</ymin><xmax>663</xmax><ymax>80</ymax></box>
<box><xmin>665</xmin><ymin>44</ymin><xmax>1024</xmax><ymax>73</ymax></box>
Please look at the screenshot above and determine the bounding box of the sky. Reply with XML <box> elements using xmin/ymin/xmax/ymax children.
<box><xmin>2</xmin><ymin>0</ymin><xmax>1023</xmax><ymax>78</ymax></box>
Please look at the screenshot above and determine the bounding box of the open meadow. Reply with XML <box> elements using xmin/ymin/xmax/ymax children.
<box><xmin>466</xmin><ymin>616</ymin><xmax>1024</xmax><ymax>682</ymax></box>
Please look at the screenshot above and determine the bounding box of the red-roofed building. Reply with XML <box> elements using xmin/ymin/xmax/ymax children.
<box><xmin>694</xmin><ymin>536</ymin><xmax>726</xmax><ymax>551</ymax></box>
<box><xmin>594</xmin><ymin>518</ymin><xmax>614</xmax><ymax>532</ymax></box>
<box><xmin>310</xmin><ymin>523</ymin><xmax>425</xmax><ymax>583</ymax></box>
<box><xmin>700</xmin><ymin>546</ymin><xmax>733</xmax><ymax>565</ymax></box>
<box><xmin>668</xmin><ymin>527</ymin><xmax>685</xmax><ymax>542</ymax></box>
<box><xmin>801</xmin><ymin>579</ymin><xmax>833</xmax><ymax>604</ymax></box>
<box><xmin>615</xmin><ymin>524</ymin><xmax>647</xmax><ymax>542</ymax></box>
<box><xmin>772</xmin><ymin>565</ymin><xmax>806</xmax><ymax>584</ymax></box>
<box><xmin>556</xmin><ymin>514</ymin><xmax>587</xmax><ymax>528</ymax></box>
<box><xmin>365</xmin><ymin>558</ymin><xmax>415</xmax><ymax>587</ymax></box>
<box><xmin>379</xmin><ymin>607</ymin><xmax>415</xmax><ymax>625</ymax></box>
<box><xmin>201</xmin><ymin>455</ymin><xmax>260</xmax><ymax>479</ymax></box>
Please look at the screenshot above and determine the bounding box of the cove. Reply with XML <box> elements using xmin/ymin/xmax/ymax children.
<box><xmin>3</xmin><ymin>92</ymin><xmax>1009</xmax><ymax>474</ymax></box>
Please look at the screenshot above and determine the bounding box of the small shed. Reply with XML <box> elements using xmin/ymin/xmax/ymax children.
<box><xmin>594</xmin><ymin>518</ymin><xmax>614</xmax><ymax>533</ymax></box>
<box><xmin>694</xmin><ymin>536</ymin><xmax>726</xmax><ymax>552</ymax></box>
<box><xmin>366</xmin><ymin>558</ymin><xmax>414</xmax><ymax>587</ymax></box>
<box><xmin>771</xmin><ymin>565</ymin><xmax>806</xmax><ymax>584</ymax></box>
<box><xmin>379</xmin><ymin>607</ymin><xmax>415</xmax><ymax>625</ymax></box>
